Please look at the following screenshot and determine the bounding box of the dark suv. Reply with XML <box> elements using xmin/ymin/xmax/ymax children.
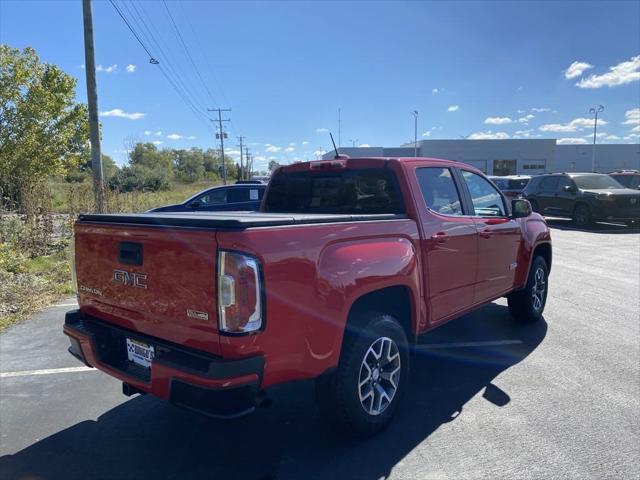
<box><xmin>523</xmin><ymin>172</ymin><xmax>640</xmax><ymax>227</ymax></box>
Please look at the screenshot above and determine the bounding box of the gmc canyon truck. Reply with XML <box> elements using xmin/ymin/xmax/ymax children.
<box><xmin>64</xmin><ymin>157</ymin><xmax>551</xmax><ymax>437</ymax></box>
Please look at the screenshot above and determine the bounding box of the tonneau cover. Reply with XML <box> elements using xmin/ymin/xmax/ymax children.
<box><xmin>77</xmin><ymin>211</ymin><xmax>407</xmax><ymax>229</ymax></box>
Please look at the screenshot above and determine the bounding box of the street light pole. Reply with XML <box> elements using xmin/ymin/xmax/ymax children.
<box><xmin>589</xmin><ymin>105</ymin><xmax>604</xmax><ymax>172</ymax></box>
<box><xmin>412</xmin><ymin>110</ymin><xmax>419</xmax><ymax>157</ymax></box>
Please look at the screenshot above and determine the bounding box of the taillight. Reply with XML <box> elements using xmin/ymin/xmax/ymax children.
<box><xmin>217</xmin><ymin>250</ymin><xmax>263</xmax><ymax>334</ymax></box>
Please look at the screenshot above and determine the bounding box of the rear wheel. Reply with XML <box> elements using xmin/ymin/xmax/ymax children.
<box><xmin>315</xmin><ymin>312</ymin><xmax>409</xmax><ymax>437</ymax></box>
<box><xmin>573</xmin><ymin>204</ymin><xmax>592</xmax><ymax>227</ymax></box>
<box><xmin>508</xmin><ymin>256</ymin><xmax>548</xmax><ymax>323</ymax></box>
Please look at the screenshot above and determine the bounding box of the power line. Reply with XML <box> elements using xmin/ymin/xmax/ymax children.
<box><xmin>124</xmin><ymin>1</ymin><xmax>208</xmax><ymax>120</ymax></box>
<box><xmin>161</xmin><ymin>0</ymin><xmax>218</xmax><ymax>108</ymax></box>
<box><xmin>108</xmin><ymin>0</ymin><xmax>158</xmax><ymax>63</ymax></box>
<box><xmin>111</xmin><ymin>1</ymin><xmax>210</xmax><ymax>130</ymax></box>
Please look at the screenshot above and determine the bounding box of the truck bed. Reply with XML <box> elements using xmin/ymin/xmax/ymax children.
<box><xmin>77</xmin><ymin>211</ymin><xmax>407</xmax><ymax>229</ymax></box>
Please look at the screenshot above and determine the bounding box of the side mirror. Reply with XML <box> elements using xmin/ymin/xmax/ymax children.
<box><xmin>562</xmin><ymin>185</ymin><xmax>577</xmax><ymax>193</ymax></box>
<box><xmin>511</xmin><ymin>198</ymin><xmax>532</xmax><ymax>218</ymax></box>
<box><xmin>187</xmin><ymin>200</ymin><xmax>202</xmax><ymax>209</ymax></box>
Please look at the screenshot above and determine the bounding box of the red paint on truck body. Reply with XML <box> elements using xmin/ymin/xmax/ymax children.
<box><xmin>68</xmin><ymin>157</ymin><xmax>551</xmax><ymax>405</ymax></box>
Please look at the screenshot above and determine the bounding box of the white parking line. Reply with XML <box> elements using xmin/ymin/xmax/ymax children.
<box><xmin>56</xmin><ymin>302</ymin><xmax>78</xmax><ymax>307</ymax></box>
<box><xmin>418</xmin><ymin>340</ymin><xmax>523</xmax><ymax>349</ymax></box>
<box><xmin>0</xmin><ymin>366</ymin><xmax>95</xmax><ymax>378</ymax></box>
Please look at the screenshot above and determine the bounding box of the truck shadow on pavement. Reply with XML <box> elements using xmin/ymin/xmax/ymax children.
<box><xmin>0</xmin><ymin>304</ymin><xmax>547</xmax><ymax>480</ymax></box>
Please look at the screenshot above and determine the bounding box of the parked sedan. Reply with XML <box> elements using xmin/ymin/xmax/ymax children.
<box><xmin>609</xmin><ymin>171</ymin><xmax>640</xmax><ymax>190</ymax></box>
<box><xmin>488</xmin><ymin>175</ymin><xmax>531</xmax><ymax>198</ymax></box>
<box><xmin>148</xmin><ymin>184</ymin><xmax>266</xmax><ymax>213</ymax></box>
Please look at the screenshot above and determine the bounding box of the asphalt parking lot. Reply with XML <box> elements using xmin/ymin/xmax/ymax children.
<box><xmin>1</xmin><ymin>219</ymin><xmax>639</xmax><ymax>480</ymax></box>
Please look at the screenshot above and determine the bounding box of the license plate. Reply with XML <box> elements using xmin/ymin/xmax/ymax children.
<box><xmin>126</xmin><ymin>338</ymin><xmax>154</xmax><ymax>368</ymax></box>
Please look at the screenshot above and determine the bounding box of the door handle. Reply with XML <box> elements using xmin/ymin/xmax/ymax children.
<box><xmin>479</xmin><ymin>229</ymin><xmax>493</xmax><ymax>239</ymax></box>
<box><xmin>431</xmin><ymin>231</ymin><xmax>449</xmax><ymax>243</ymax></box>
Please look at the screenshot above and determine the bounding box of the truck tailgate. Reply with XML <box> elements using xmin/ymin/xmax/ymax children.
<box><xmin>74</xmin><ymin>222</ymin><xmax>222</xmax><ymax>356</ymax></box>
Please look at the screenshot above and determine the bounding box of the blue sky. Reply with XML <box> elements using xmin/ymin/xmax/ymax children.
<box><xmin>1</xmin><ymin>0</ymin><xmax>639</xmax><ymax>169</ymax></box>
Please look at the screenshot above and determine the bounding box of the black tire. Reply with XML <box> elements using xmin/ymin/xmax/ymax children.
<box><xmin>315</xmin><ymin>312</ymin><xmax>410</xmax><ymax>438</ymax></box>
<box><xmin>507</xmin><ymin>256</ymin><xmax>549</xmax><ymax>323</ymax></box>
<box><xmin>529</xmin><ymin>199</ymin><xmax>540</xmax><ymax>214</ymax></box>
<box><xmin>573</xmin><ymin>204</ymin><xmax>592</xmax><ymax>228</ymax></box>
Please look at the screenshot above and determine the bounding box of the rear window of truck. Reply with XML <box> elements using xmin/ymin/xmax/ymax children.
<box><xmin>263</xmin><ymin>168</ymin><xmax>405</xmax><ymax>214</ymax></box>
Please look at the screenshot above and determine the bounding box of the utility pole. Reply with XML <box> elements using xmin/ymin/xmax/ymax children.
<box><xmin>350</xmin><ymin>139</ymin><xmax>359</xmax><ymax>148</ymax></box>
<box><xmin>244</xmin><ymin>147</ymin><xmax>252</xmax><ymax>177</ymax></box>
<box><xmin>589</xmin><ymin>105</ymin><xmax>604</xmax><ymax>172</ymax></box>
<box><xmin>82</xmin><ymin>0</ymin><xmax>104</xmax><ymax>213</ymax></box>
<box><xmin>208</xmin><ymin>108</ymin><xmax>231</xmax><ymax>184</ymax></box>
<box><xmin>411</xmin><ymin>110</ymin><xmax>419</xmax><ymax>157</ymax></box>
<box><xmin>237</xmin><ymin>136</ymin><xmax>245</xmax><ymax>180</ymax></box>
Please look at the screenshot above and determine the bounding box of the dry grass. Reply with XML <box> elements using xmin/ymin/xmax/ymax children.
<box><xmin>0</xmin><ymin>179</ymin><xmax>221</xmax><ymax>331</ymax></box>
<box><xmin>49</xmin><ymin>179</ymin><xmax>219</xmax><ymax>214</ymax></box>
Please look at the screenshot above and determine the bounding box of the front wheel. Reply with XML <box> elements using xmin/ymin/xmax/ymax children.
<box><xmin>507</xmin><ymin>256</ymin><xmax>549</xmax><ymax>323</ymax></box>
<box><xmin>315</xmin><ymin>312</ymin><xmax>409</xmax><ymax>437</ymax></box>
<box><xmin>573</xmin><ymin>204</ymin><xmax>592</xmax><ymax>228</ymax></box>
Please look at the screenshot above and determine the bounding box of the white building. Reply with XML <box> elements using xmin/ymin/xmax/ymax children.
<box><xmin>323</xmin><ymin>139</ymin><xmax>640</xmax><ymax>175</ymax></box>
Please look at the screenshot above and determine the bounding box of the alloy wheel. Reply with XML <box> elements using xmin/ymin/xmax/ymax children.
<box><xmin>358</xmin><ymin>336</ymin><xmax>401</xmax><ymax>416</ymax></box>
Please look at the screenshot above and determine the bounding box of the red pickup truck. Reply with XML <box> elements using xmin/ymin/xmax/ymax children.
<box><xmin>64</xmin><ymin>157</ymin><xmax>551</xmax><ymax>437</ymax></box>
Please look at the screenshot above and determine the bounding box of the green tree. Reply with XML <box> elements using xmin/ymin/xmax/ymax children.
<box><xmin>129</xmin><ymin>143</ymin><xmax>173</xmax><ymax>173</ymax></box>
<box><xmin>173</xmin><ymin>148</ymin><xmax>205</xmax><ymax>183</ymax></box>
<box><xmin>0</xmin><ymin>45</ymin><xmax>88</xmax><ymax>209</ymax></box>
<box><xmin>66</xmin><ymin>152</ymin><xmax>118</xmax><ymax>183</ymax></box>
<box><xmin>268</xmin><ymin>160</ymin><xmax>281</xmax><ymax>173</ymax></box>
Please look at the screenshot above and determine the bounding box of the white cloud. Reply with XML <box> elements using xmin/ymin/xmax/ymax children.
<box><xmin>167</xmin><ymin>133</ymin><xmax>195</xmax><ymax>140</ymax></box>
<box><xmin>484</xmin><ymin>116</ymin><xmax>512</xmax><ymax>125</ymax></box>
<box><xmin>96</xmin><ymin>64</ymin><xmax>118</xmax><ymax>73</ymax></box>
<box><xmin>152</xmin><ymin>140</ymin><xmax>163</xmax><ymax>145</ymax></box>
<box><xmin>126</xmin><ymin>64</ymin><xmax>136</xmax><ymax>73</ymax></box>
<box><xmin>631</xmin><ymin>125</ymin><xmax>640</xmax><ymax>133</ymax></box>
<box><xmin>576</xmin><ymin>55</ymin><xmax>640</xmax><ymax>88</ymax></box>
<box><xmin>564</xmin><ymin>61</ymin><xmax>594</xmax><ymax>79</ymax></box>
<box><xmin>557</xmin><ymin>138</ymin><xmax>588</xmax><ymax>145</ymax></box>
<box><xmin>265</xmin><ymin>144</ymin><xmax>282</xmax><ymax>153</ymax></box>
<box><xmin>313</xmin><ymin>149</ymin><xmax>327</xmax><ymax>156</ymax></box>
<box><xmin>531</xmin><ymin>107</ymin><xmax>552</xmax><ymax>113</ymax></box>
<box><xmin>358</xmin><ymin>144</ymin><xmax>371</xmax><ymax>147</ymax></box>
<box><xmin>155</xmin><ymin>131</ymin><xmax>162</xmax><ymax>136</ymax></box>
<box><xmin>539</xmin><ymin>117</ymin><xmax>608</xmax><ymax>132</ymax></box>
<box><xmin>468</xmin><ymin>131</ymin><xmax>510</xmax><ymax>140</ymax></box>
<box><xmin>623</xmin><ymin>108</ymin><xmax>640</xmax><ymax>125</ymax></box>
<box><xmin>99</xmin><ymin>108</ymin><xmax>146</xmax><ymax>120</ymax></box>
<box><xmin>144</xmin><ymin>130</ymin><xmax>152</xmax><ymax>135</ymax></box>
<box><xmin>422</xmin><ymin>131</ymin><xmax>432</xmax><ymax>137</ymax></box>
<box><xmin>302</xmin><ymin>141</ymin><xmax>309</xmax><ymax>145</ymax></box>
<box><xmin>517</xmin><ymin>114</ymin><xmax>535</xmax><ymax>124</ymax></box>
<box><xmin>316</xmin><ymin>128</ymin><xmax>329</xmax><ymax>133</ymax></box>
<box><xmin>288</xmin><ymin>143</ymin><xmax>296</xmax><ymax>146</ymax></box>
<box><xmin>284</xmin><ymin>146</ymin><xmax>295</xmax><ymax>152</ymax></box>
<box><xmin>517</xmin><ymin>109</ymin><xmax>526</xmax><ymax>114</ymax></box>
<box><xmin>514</xmin><ymin>129</ymin><xmax>534</xmax><ymax>138</ymax></box>
<box><xmin>432</xmin><ymin>88</ymin><xmax>442</xmax><ymax>94</ymax></box>
<box><xmin>447</xmin><ymin>105</ymin><xmax>459</xmax><ymax>112</ymax></box>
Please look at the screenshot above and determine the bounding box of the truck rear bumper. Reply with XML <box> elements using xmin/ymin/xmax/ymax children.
<box><xmin>63</xmin><ymin>310</ymin><xmax>264</xmax><ymax>419</ymax></box>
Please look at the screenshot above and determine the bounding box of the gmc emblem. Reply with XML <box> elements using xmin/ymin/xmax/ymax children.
<box><xmin>113</xmin><ymin>269</ymin><xmax>148</xmax><ymax>289</ymax></box>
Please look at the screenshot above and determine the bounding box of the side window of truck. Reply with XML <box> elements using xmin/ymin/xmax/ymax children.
<box><xmin>415</xmin><ymin>167</ymin><xmax>463</xmax><ymax>215</ymax></box>
<box><xmin>460</xmin><ymin>170</ymin><xmax>506</xmax><ymax>217</ymax></box>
